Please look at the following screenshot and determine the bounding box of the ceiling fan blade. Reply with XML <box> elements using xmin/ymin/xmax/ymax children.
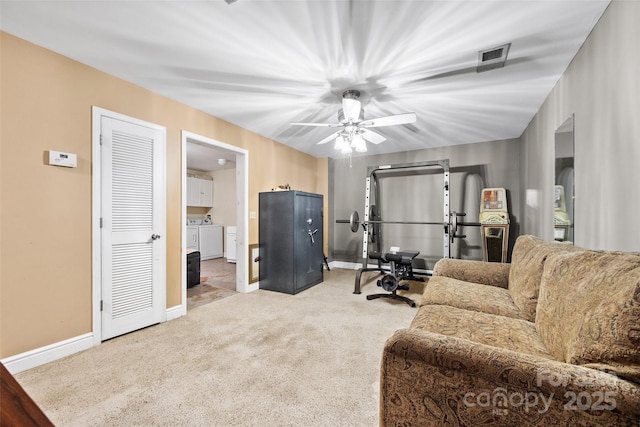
<box><xmin>360</xmin><ymin>112</ymin><xmax>417</xmax><ymax>128</ymax></box>
<box><xmin>290</xmin><ymin>122</ymin><xmax>342</xmax><ymax>128</ymax></box>
<box><xmin>360</xmin><ymin>129</ymin><xmax>386</xmax><ymax>144</ymax></box>
<box><xmin>317</xmin><ymin>131</ymin><xmax>341</xmax><ymax>145</ymax></box>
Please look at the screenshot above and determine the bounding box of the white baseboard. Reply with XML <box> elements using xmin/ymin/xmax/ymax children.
<box><xmin>244</xmin><ymin>282</ymin><xmax>259</xmax><ymax>293</ymax></box>
<box><xmin>328</xmin><ymin>261</ymin><xmax>390</xmax><ymax>270</ymax></box>
<box><xmin>328</xmin><ymin>261</ymin><xmax>363</xmax><ymax>270</ymax></box>
<box><xmin>2</xmin><ymin>308</ymin><xmax>189</xmax><ymax>374</ymax></box>
<box><xmin>1</xmin><ymin>333</ymin><xmax>94</xmax><ymax>375</ymax></box>
<box><xmin>166</xmin><ymin>304</ymin><xmax>186</xmax><ymax>321</ymax></box>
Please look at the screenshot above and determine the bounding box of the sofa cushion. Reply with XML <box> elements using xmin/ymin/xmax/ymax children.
<box><xmin>536</xmin><ymin>249</ymin><xmax>640</xmax><ymax>382</ymax></box>
<box><xmin>420</xmin><ymin>276</ymin><xmax>525</xmax><ymax>319</ymax></box>
<box><xmin>432</xmin><ymin>258</ymin><xmax>510</xmax><ymax>288</ymax></box>
<box><xmin>508</xmin><ymin>235</ymin><xmax>583</xmax><ymax>322</ymax></box>
<box><xmin>411</xmin><ymin>305</ymin><xmax>554</xmax><ymax>359</ymax></box>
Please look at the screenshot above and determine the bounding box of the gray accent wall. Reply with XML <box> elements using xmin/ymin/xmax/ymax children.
<box><xmin>329</xmin><ymin>139</ymin><xmax>521</xmax><ymax>268</ymax></box>
<box><xmin>520</xmin><ymin>0</ymin><xmax>639</xmax><ymax>252</ymax></box>
<box><xmin>329</xmin><ymin>1</ymin><xmax>638</xmax><ymax>264</ymax></box>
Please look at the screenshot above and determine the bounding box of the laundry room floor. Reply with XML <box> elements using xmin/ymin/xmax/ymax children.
<box><xmin>187</xmin><ymin>258</ymin><xmax>237</xmax><ymax>310</ymax></box>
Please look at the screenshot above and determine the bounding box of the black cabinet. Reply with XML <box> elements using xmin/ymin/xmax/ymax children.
<box><xmin>259</xmin><ymin>191</ymin><xmax>324</xmax><ymax>294</ymax></box>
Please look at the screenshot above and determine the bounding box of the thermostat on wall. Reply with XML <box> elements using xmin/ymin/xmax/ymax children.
<box><xmin>47</xmin><ymin>150</ymin><xmax>77</xmax><ymax>168</ymax></box>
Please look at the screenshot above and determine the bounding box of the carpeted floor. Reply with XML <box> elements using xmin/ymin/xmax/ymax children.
<box><xmin>15</xmin><ymin>268</ymin><xmax>426</xmax><ymax>427</ymax></box>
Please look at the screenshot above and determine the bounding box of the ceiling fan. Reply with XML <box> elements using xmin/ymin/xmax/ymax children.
<box><xmin>290</xmin><ymin>90</ymin><xmax>416</xmax><ymax>153</ymax></box>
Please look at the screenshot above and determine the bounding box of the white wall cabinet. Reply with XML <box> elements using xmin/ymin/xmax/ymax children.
<box><xmin>187</xmin><ymin>176</ymin><xmax>213</xmax><ymax>207</ymax></box>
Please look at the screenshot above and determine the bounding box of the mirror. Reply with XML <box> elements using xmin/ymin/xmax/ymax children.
<box><xmin>554</xmin><ymin>115</ymin><xmax>575</xmax><ymax>243</ymax></box>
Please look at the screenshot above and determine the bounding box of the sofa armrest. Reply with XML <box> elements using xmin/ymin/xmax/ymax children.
<box><xmin>432</xmin><ymin>258</ymin><xmax>510</xmax><ymax>288</ymax></box>
<box><xmin>380</xmin><ymin>329</ymin><xmax>640</xmax><ymax>426</ymax></box>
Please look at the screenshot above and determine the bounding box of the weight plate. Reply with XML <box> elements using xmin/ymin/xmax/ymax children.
<box><xmin>381</xmin><ymin>274</ymin><xmax>398</xmax><ymax>292</ymax></box>
<box><xmin>369</xmin><ymin>204</ymin><xmax>377</xmax><ymax>220</ymax></box>
<box><xmin>349</xmin><ymin>210</ymin><xmax>360</xmax><ymax>233</ymax></box>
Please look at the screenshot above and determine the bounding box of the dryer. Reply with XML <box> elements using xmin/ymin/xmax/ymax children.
<box><xmin>198</xmin><ymin>224</ymin><xmax>223</xmax><ymax>260</ymax></box>
<box><xmin>188</xmin><ymin>217</ymin><xmax>223</xmax><ymax>260</ymax></box>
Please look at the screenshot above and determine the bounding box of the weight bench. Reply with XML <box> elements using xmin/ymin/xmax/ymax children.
<box><xmin>366</xmin><ymin>250</ymin><xmax>420</xmax><ymax>307</ymax></box>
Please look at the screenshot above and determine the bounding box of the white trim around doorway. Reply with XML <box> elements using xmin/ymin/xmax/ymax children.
<box><xmin>181</xmin><ymin>131</ymin><xmax>254</xmax><ymax>315</ymax></box>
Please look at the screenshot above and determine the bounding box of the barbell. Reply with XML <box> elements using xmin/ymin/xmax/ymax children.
<box><xmin>336</xmin><ymin>210</ymin><xmax>481</xmax><ymax>239</ymax></box>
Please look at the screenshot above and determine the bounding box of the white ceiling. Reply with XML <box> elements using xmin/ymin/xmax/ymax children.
<box><xmin>186</xmin><ymin>140</ymin><xmax>237</xmax><ymax>172</ymax></box>
<box><xmin>1</xmin><ymin>0</ymin><xmax>610</xmax><ymax>160</ymax></box>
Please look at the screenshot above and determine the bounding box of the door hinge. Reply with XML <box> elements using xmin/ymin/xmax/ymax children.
<box><xmin>100</xmin><ymin>217</ymin><xmax>103</xmax><ymax>228</ymax></box>
<box><xmin>100</xmin><ymin>300</ymin><xmax>103</xmax><ymax>311</ymax></box>
<box><xmin>100</xmin><ymin>134</ymin><xmax>103</xmax><ymax>145</ymax></box>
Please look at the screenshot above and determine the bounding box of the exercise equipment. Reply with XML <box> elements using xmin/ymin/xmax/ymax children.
<box><xmin>337</xmin><ymin>209</ymin><xmax>479</xmax><ymax>241</ymax></box>
<box><xmin>553</xmin><ymin>185</ymin><xmax>571</xmax><ymax>242</ymax></box>
<box><xmin>365</xmin><ymin>250</ymin><xmax>420</xmax><ymax>307</ymax></box>
<box><xmin>479</xmin><ymin>187</ymin><xmax>510</xmax><ymax>263</ymax></box>
<box><xmin>351</xmin><ymin>160</ymin><xmax>482</xmax><ymax>295</ymax></box>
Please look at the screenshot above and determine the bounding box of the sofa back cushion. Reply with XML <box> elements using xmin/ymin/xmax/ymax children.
<box><xmin>536</xmin><ymin>249</ymin><xmax>640</xmax><ymax>383</ymax></box>
<box><xmin>508</xmin><ymin>235</ymin><xmax>582</xmax><ymax>321</ymax></box>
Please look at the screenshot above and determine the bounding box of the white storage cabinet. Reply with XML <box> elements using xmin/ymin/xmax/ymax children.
<box><xmin>226</xmin><ymin>226</ymin><xmax>237</xmax><ymax>263</ymax></box>
<box><xmin>187</xmin><ymin>176</ymin><xmax>213</xmax><ymax>207</ymax></box>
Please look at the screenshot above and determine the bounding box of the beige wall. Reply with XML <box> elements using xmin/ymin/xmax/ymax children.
<box><xmin>0</xmin><ymin>32</ymin><xmax>328</xmax><ymax>358</ymax></box>
<box><xmin>210</xmin><ymin>169</ymin><xmax>237</xmax><ymax>229</ymax></box>
<box><xmin>519</xmin><ymin>0</ymin><xmax>640</xmax><ymax>251</ymax></box>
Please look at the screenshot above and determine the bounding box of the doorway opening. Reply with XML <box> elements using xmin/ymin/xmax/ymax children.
<box><xmin>181</xmin><ymin>131</ymin><xmax>252</xmax><ymax>312</ymax></box>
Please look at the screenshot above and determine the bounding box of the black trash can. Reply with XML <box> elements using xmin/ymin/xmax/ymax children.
<box><xmin>186</xmin><ymin>250</ymin><xmax>201</xmax><ymax>288</ymax></box>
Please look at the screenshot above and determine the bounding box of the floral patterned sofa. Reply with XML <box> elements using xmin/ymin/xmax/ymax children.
<box><xmin>380</xmin><ymin>235</ymin><xmax>640</xmax><ymax>426</ymax></box>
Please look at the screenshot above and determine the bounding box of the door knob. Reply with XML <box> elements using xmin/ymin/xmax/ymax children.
<box><xmin>151</xmin><ymin>234</ymin><xmax>161</xmax><ymax>240</ymax></box>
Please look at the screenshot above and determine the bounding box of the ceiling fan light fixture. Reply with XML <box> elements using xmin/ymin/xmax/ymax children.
<box><xmin>290</xmin><ymin>88</ymin><xmax>416</xmax><ymax>152</ymax></box>
<box><xmin>351</xmin><ymin>134</ymin><xmax>367</xmax><ymax>152</ymax></box>
<box><xmin>336</xmin><ymin>136</ymin><xmax>353</xmax><ymax>154</ymax></box>
<box><xmin>344</xmin><ymin>124</ymin><xmax>357</xmax><ymax>135</ymax></box>
<box><xmin>340</xmin><ymin>143</ymin><xmax>353</xmax><ymax>154</ymax></box>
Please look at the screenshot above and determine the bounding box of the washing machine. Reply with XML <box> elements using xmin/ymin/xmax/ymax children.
<box><xmin>186</xmin><ymin>225</ymin><xmax>199</xmax><ymax>250</ymax></box>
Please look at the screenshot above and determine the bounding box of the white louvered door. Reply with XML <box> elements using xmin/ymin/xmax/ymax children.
<box><xmin>101</xmin><ymin>116</ymin><xmax>165</xmax><ymax>340</ymax></box>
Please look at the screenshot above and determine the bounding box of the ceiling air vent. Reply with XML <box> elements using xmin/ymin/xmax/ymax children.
<box><xmin>477</xmin><ymin>43</ymin><xmax>511</xmax><ymax>73</ymax></box>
